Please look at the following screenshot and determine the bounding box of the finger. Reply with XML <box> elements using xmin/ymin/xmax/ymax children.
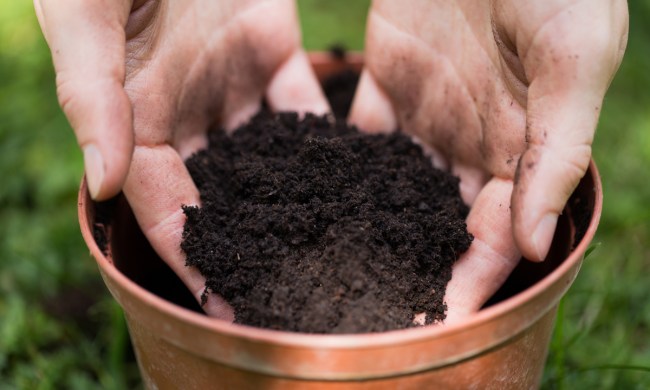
<box><xmin>444</xmin><ymin>178</ymin><xmax>520</xmax><ymax>324</ymax></box>
<box><xmin>410</xmin><ymin>136</ymin><xmax>449</xmax><ymax>171</ymax></box>
<box><xmin>451</xmin><ymin>162</ymin><xmax>490</xmax><ymax>207</ymax></box>
<box><xmin>123</xmin><ymin>144</ymin><xmax>234</xmax><ymax>320</ymax></box>
<box><xmin>511</xmin><ymin>1</ymin><xmax>628</xmax><ymax>261</ymax></box>
<box><xmin>349</xmin><ymin>69</ymin><xmax>398</xmax><ymax>133</ymax></box>
<box><xmin>265</xmin><ymin>49</ymin><xmax>330</xmax><ymax>117</ymax></box>
<box><xmin>33</xmin><ymin>0</ymin><xmax>46</xmax><ymax>40</ymax></box>
<box><xmin>37</xmin><ymin>0</ymin><xmax>134</xmax><ymax>200</ymax></box>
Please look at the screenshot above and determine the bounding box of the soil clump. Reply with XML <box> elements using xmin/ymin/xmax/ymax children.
<box><xmin>181</xmin><ymin>112</ymin><xmax>472</xmax><ymax>333</ymax></box>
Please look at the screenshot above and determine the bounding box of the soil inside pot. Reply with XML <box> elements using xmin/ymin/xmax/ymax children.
<box><xmin>322</xmin><ymin>68</ymin><xmax>359</xmax><ymax>119</ymax></box>
<box><xmin>181</xmin><ymin>111</ymin><xmax>473</xmax><ymax>334</ymax></box>
<box><xmin>321</xmin><ymin>45</ymin><xmax>360</xmax><ymax>119</ymax></box>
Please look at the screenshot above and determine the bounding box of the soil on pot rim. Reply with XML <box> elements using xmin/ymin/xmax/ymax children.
<box><xmin>181</xmin><ymin>112</ymin><xmax>473</xmax><ymax>334</ymax></box>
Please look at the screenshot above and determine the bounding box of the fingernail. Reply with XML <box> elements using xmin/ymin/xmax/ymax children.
<box><xmin>532</xmin><ymin>213</ymin><xmax>558</xmax><ymax>261</ymax></box>
<box><xmin>83</xmin><ymin>144</ymin><xmax>104</xmax><ymax>199</ymax></box>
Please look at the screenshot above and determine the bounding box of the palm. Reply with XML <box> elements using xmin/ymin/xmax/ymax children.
<box><xmin>362</xmin><ymin>0</ymin><xmax>623</xmax><ymax>200</ymax></box>
<box><xmin>124</xmin><ymin>0</ymin><xmax>305</xmax><ymax>157</ymax></box>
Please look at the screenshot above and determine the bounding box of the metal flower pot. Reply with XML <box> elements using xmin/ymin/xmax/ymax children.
<box><xmin>77</xmin><ymin>52</ymin><xmax>602</xmax><ymax>389</ymax></box>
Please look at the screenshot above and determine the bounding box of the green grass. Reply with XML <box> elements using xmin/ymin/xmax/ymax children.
<box><xmin>1</xmin><ymin>0</ymin><xmax>648</xmax><ymax>388</ymax></box>
<box><xmin>299</xmin><ymin>0</ymin><xmax>369</xmax><ymax>50</ymax></box>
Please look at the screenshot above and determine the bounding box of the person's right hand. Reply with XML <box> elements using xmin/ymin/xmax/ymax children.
<box><xmin>35</xmin><ymin>0</ymin><xmax>329</xmax><ymax>319</ymax></box>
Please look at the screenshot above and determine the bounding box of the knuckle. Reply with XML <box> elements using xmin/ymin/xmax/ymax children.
<box><xmin>55</xmin><ymin>75</ymin><xmax>82</xmax><ymax>120</ymax></box>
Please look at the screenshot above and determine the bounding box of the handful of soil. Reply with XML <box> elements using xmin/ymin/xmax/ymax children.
<box><xmin>181</xmin><ymin>113</ymin><xmax>472</xmax><ymax>333</ymax></box>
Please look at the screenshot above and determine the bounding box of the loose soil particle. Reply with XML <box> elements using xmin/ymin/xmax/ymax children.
<box><xmin>181</xmin><ymin>112</ymin><xmax>473</xmax><ymax>334</ymax></box>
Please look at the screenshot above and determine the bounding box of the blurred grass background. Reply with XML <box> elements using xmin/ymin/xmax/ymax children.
<box><xmin>0</xmin><ymin>0</ymin><xmax>648</xmax><ymax>388</ymax></box>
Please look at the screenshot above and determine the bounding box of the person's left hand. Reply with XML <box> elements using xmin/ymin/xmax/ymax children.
<box><xmin>350</xmin><ymin>0</ymin><xmax>628</xmax><ymax>323</ymax></box>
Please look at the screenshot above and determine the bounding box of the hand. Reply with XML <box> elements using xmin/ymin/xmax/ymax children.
<box><xmin>35</xmin><ymin>0</ymin><xmax>329</xmax><ymax>318</ymax></box>
<box><xmin>351</xmin><ymin>0</ymin><xmax>628</xmax><ymax>322</ymax></box>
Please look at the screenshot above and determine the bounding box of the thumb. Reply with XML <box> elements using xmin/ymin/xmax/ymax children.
<box><xmin>511</xmin><ymin>2</ymin><xmax>627</xmax><ymax>261</ymax></box>
<box><xmin>36</xmin><ymin>0</ymin><xmax>133</xmax><ymax>200</ymax></box>
<box><xmin>265</xmin><ymin>49</ymin><xmax>330</xmax><ymax>121</ymax></box>
<box><xmin>511</xmin><ymin>93</ymin><xmax>595</xmax><ymax>262</ymax></box>
<box><xmin>349</xmin><ymin>69</ymin><xmax>398</xmax><ymax>133</ymax></box>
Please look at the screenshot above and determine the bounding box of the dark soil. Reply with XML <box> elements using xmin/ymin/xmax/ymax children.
<box><xmin>568</xmin><ymin>193</ymin><xmax>592</xmax><ymax>248</ymax></box>
<box><xmin>328</xmin><ymin>43</ymin><xmax>347</xmax><ymax>61</ymax></box>
<box><xmin>322</xmin><ymin>69</ymin><xmax>359</xmax><ymax>119</ymax></box>
<box><xmin>181</xmin><ymin>112</ymin><xmax>473</xmax><ymax>333</ymax></box>
<box><xmin>92</xmin><ymin>197</ymin><xmax>117</xmax><ymax>256</ymax></box>
<box><xmin>322</xmin><ymin>44</ymin><xmax>360</xmax><ymax>119</ymax></box>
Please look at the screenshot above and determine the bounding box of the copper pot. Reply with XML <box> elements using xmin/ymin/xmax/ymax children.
<box><xmin>78</xmin><ymin>53</ymin><xmax>602</xmax><ymax>389</ymax></box>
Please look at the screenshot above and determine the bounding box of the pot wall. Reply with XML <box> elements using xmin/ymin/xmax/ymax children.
<box><xmin>124</xmin><ymin>309</ymin><xmax>556</xmax><ymax>389</ymax></box>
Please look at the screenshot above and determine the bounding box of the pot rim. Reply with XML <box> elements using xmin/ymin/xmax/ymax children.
<box><xmin>78</xmin><ymin>160</ymin><xmax>602</xmax><ymax>350</ymax></box>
